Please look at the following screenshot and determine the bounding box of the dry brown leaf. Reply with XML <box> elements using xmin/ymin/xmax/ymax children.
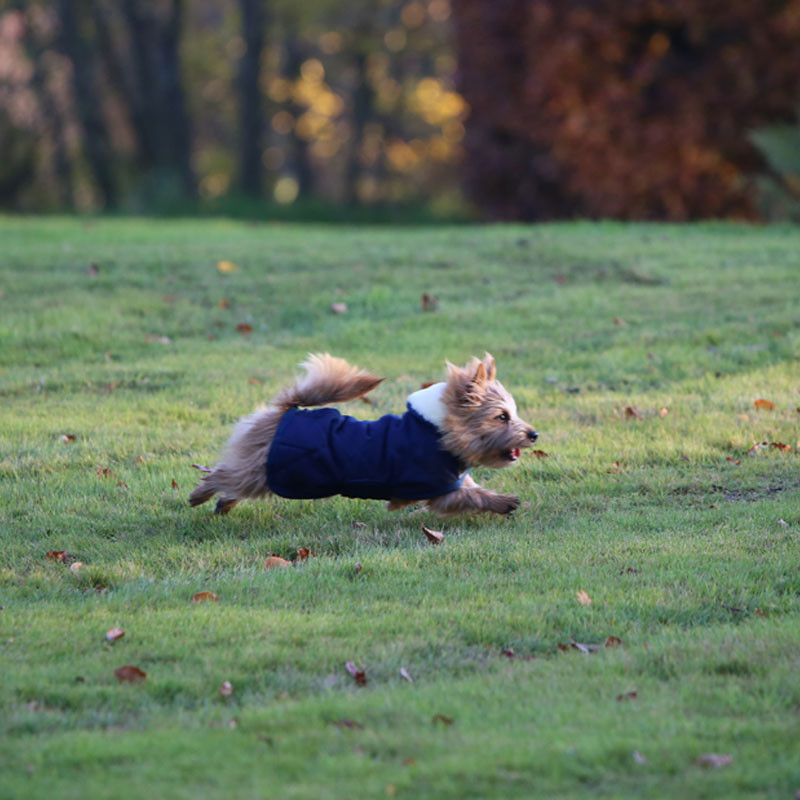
<box><xmin>608</xmin><ymin>461</ymin><xmax>621</xmax><ymax>473</ymax></box>
<box><xmin>755</xmin><ymin>608</ymin><xmax>767</xmax><ymax>617</ymax></box>
<box><xmin>625</xmin><ymin>406</ymin><xmax>642</xmax><ymax>419</ymax></box>
<box><xmin>577</xmin><ymin>590</ymin><xmax>592</xmax><ymax>606</ymax></box>
<box><xmin>419</xmin><ymin>381</ymin><xmax>435</xmax><ymax>389</ymax></box>
<box><xmin>726</xmin><ymin>457</ymin><xmax>741</xmax><ymax>464</ymax></box>
<box><xmin>354</xmin><ymin>562</ymin><xmax>363</xmax><ymax>574</ymax></box>
<box><xmin>96</xmin><ymin>468</ymin><xmax>114</xmax><ymax>478</ymax></box>
<box><xmin>345</xmin><ymin>661</ymin><xmax>367</xmax><ymax>686</ymax></box>
<box><xmin>236</xmin><ymin>322</ymin><xmax>253</xmax><ymax>334</ymax></box>
<box><xmin>296</xmin><ymin>547</ymin><xmax>312</xmax><ymax>561</ymax></box>
<box><xmin>613</xmin><ymin>316</ymin><xmax>627</xmax><ymax>326</ymax></box>
<box><xmin>771</xmin><ymin>441</ymin><xmax>792</xmax><ymax>452</ymax></box>
<box><xmin>248</xmin><ymin>377</ymin><xmax>264</xmax><ymax>385</ymax></box>
<box><xmin>264</xmin><ymin>555</ymin><xmax>291</xmax><ymax>569</ymax></box>
<box><xmin>46</xmin><ymin>550</ymin><xmax>74</xmax><ymax>564</ymax></box>
<box><xmin>352</xmin><ymin>521</ymin><xmax>367</xmax><ymax>528</ymax></box>
<box><xmin>421</xmin><ymin>293</ymin><xmax>439</xmax><ymax>312</ymax></box>
<box><xmin>106</xmin><ymin>627</ymin><xmax>125</xmax><ymax>643</ymax></box>
<box><xmin>192</xmin><ymin>591</ymin><xmax>219</xmax><ymax>603</ymax></box>
<box><xmin>616</xmin><ymin>691</ymin><xmax>638</xmax><ymax>701</ymax></box>
<box><xmin>61</xmin><ymin>434</ymin><xmax>76</xmax><ymax>443</ymax></box>
<box><xmin>219</xmin><ymin>680</ymin><xmax>233</xmax><ymax>697</ymax></box>
<box><xmin>502</xmin><ymin>647</ymin><xmax>515</xmax><ymax>659</ymax></box>
<box><xmin>604</xmin><ymin>635</ymin><xmax>623</xmax><ymax>647</ymax></box>
<box><xmin>219</xmin><ymin>299</ymin><xmax>230</xmax><ymax>308</ymax></box>
<box><xmin>754</xmin><ymin>398</ymin><xmax>775</xmax><ymax>410</ymax></box>
<box><xmin>696</xmin><ymin>753</ymin><xmax>733</xmax><ymax>769</ymax></box>
<box><xmin>171</xmin><ymin>479</ymin><xmax>179</xmax><ymax>490</ymax></box>
<box><xmin>659</xmin><ymin>407</ymin><xmax>669</xmax><ymax>417</ymax></box>
<box><xmin>114</xmin><ymin>665</ymin><xmax>147</xmax><ymax>683</ymax></box>
<box><xmin>422</xmin><ymin>525</ymin><xmax>445</xmax><ymax>544</ymax></box>
<box><xmin>332</xmin><ymin>718</ymin><xmax>364</xmax><ymax>729</ymax></box>
<box><xmin>531</xmin><ymin>449</ymin><xmax>549</xmax><ymax>459</ymax></box>
<box><xmin>330</xmin><ymin>302</ymin><xmax>348</xmax><ymax>314</ymax></box>
<box><xmin>432</xmin><ymin>713</ymin><xmax>454</xmax><ymax>725</ymax></box>
<box><xmin>217</xmin><ymin>260</ymin><xmax>238</xmax><ymax>273</ymax></box>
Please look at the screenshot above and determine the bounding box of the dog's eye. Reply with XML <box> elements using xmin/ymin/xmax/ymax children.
<box><xmin>497</xmin><ymin>412</ymin><xmax>510</xmax><ymax>422</ymax></box>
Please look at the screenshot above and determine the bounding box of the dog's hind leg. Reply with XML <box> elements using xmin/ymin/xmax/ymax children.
<box><xmin>189</xmin><ymin>476</ymin><xmax>218</xmax><ymax>507</ymax></box>
<box><xmin>214</xmin><ymin>496</ymin><xmax>241</xmax><ymax>514</ymax></box>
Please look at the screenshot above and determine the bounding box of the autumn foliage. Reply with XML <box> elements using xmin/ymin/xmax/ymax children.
<box><xmin>452</xmin><ymin>0</ymin><xmax>800</xmax><ymax>220</ymax></box>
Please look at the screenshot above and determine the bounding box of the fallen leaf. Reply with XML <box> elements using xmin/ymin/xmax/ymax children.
<box><xmin>422</xmin><ymin>524</ymin><xmax>444</xmax><ymax>544</ymax></box>
<box><xmin>432</xmin><ymin>713</ymin><xmax>453</xmax><ymax>726</ymax></box>
<box><xmin>46</xmin><ymin>550</ymin><xmax>74</xmax><ymax>564</ymax></box>
<box><xmin>96</xmin><ymin>468</ymin><xmax>114</xmax><ymax>478</ymax></box>
<box><xmin>420</xmin><ymin>381</ymin><xmax>435</xmax><ymax>389</ymax></box>
<box><xmin>145</xmin><ymin>335</ymin><xmax>172</xmax><ymax>345</ymax></box>
<box><xmin>236</xmin><ymin>322</ymin><xmax>253</xmax><ymax>334</ymax></box>
<box><xmin>248</xmin><ymin>377</ymin><xmax>264</xmax><ymax>385</ymax></box>
<box><xmin>399</xmin><ymin>667</ymin><xmax>413</xmax><ymax>682</ymax></box>
<box><xmin>696</xmin><ymin>753</ymin><xmax>733</xmax><ymax>769</ymax></box>
<box><xmin>632</xmin><ymin>751</ymin><xmax>648</xmax><ymax>764</ymax></box>
<box><xmin>330</xmin><ymin>302</ymin><xmax>348</xmax><ymax>314</ymax></box>
<box><xmin>192</xmin><ymin>464</ymin><xmax>213</xmax><ymax>473</ymax></box>
<box><xmin>61</xmin><ymin>434</ymin><xmax>76</xmax><ymax>443</ymax></box>
<box><xmin>352</xmin><ymin>521</ymin><xmax>367</xmax><ymax>529</ymax></box>
<box><xmin>68</xmin><ymin>561</ymin><xmax>83</xmax><ymax>574</ymax></box>
<box><xmin>604</xmin><ymin>635</ymin><xmax>623</xmax><ymax>647</ymax></box>
<box><xmin>754</xmin><ymin>398</ymin><xmax>775</xmax><ymax>410</ymax></box>
<box><xmin>659</xmin><ymin>407</ymin><xmax>669</xmax><ymax>417</ymax></box>
<box><xmin>608</xmin><ymin>461</ymin><xmax>621</xmax><ymax>473</ymax></box>
<box><xmin>354</xmin><ymin>562</ymin><xmax>363</xmax><ymax>574</ymax></box>
<box><xmin>421</xmin><ymin>293</ymin><xmax>439</xmax><ymax>312</ymax></box>
<box><xmin>557</xmin><ymin>643</ymin><xmax>570</xmax><ymax>652</ymax></box>
<box><xmin>192</xmin><ymin>591</ymin><xmax>219</xmax><ymax>603</ymax></box>
<box><xmin>613</xmin><ymin>316</ymin><xmax>627</xmax><ymax>326</ymax></box>
<box><xmin>332</xmin><ymin>718</ymin><xmax>363</xmax><ymax>729</ymax></box>
<box><xmin>345</xmin><ymin>661</ymin><xmax>367</xmax><ymax>686</ymax></box>
<box><xmin>296</xmin><ymin>547</ymin><xmax>311</xmax><ymax>561</ymax></box>
<box><xmin>771</xmin><ymin>441</ymin><xmax>792</xmax><ymax>452</ymax></box>
<box><xmin>114</xmin><ymin>665</ymin><xmax>147</xmax><ymax>683</ymax></box>
<box><xmin>171</xmin><ymin>479</ymin><xmax>179</xmax><ymax>490</ymax></box>
<box><xmin>755</xmin><ymin>608</ymin><xmax>767</xmax><ymax>617</ymax></box>
<box><xmin>616</xmin><ymin>691</ymin><xmax>638</xmax><ymax>701</ymax></box>
<box><xmin>726</xmin><ymin>457</ymin><xmax>741</xmax><ymax>464</ymax></box>
<box><xmin>531</xmin><ymin>449</ymin><xmax>549</xmax><ymax>459</ymax></box>
<box><xmin>219</xmin><ymin>299</ymin><xmax>230</xmax><ymax>308</ymax></box>
<box><xmin>577</xmin><ymin>590</ymin><xmax>592</xmax><ymax>606</ymax></box>
<box><xmin>502</xmin><ymin>647</ymin><xmax>515</xmax><ymax>659</ymax></box>
<box><xmin>264</xmin><ymin>555</ymin><xmax>291</xmax><ymax>569</ymax></box>
<box><xmin>106</xmin><ymin>627</ymin><xmax>125</xmax><ymax>643</ymax></box>
<box><xmin>219</xmin><ymin>680</ymin><xmax>233</xmax><ymax>697</ymax></box>
<box><xmin>217</xmin><ymin>260</ymin><xmax>238</xmax><ymax>273</ymax></box>
<box><xmin>402</xmin><ymin>757</ymin><xmax>416</xmax><ymax>767</ymax></box>
<box><xmin>625</xmin><ymin>406</ymin><xmax>642</xmax><ymax>419</ymax></box>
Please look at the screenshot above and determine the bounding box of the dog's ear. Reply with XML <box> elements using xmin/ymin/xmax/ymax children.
<box><xmin>461</xmin><ymin>358</ymin><xmax>487</xmax><ymax>406</ymax></box>
<box><xmin>482</xmin><ymin>352</ymin><xmax>497</xmax><ymax>383</ymax></box>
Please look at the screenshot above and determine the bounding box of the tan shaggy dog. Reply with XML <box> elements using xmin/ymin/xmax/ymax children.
<box><xmin>190</xmin><ymin>353</ymin><xmax>538</xmax><ymax>516</ymax></box>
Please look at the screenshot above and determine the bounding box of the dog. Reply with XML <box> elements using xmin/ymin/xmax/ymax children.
<box><xmin>189</xmin><ymin>353</ymin><xmax>538</xmax><ymax>516</ymax></box>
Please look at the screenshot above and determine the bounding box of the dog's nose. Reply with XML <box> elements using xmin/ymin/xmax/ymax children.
<box><xmin>527</xmin><ymin>429</ymin><xmax>539</xmax><ymax>442</ymax></box>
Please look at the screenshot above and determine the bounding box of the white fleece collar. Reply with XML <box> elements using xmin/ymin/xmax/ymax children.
<box><xmin>407</xmin><ymin>382</ymin><xmax>448</xmax><ymax>429</ymax></box>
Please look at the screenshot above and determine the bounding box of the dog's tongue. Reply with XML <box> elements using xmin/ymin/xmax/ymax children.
<box><xmin>511</xmin><ymin>448</ymin><xmax>521</xmax><ymax>460</ymax></box>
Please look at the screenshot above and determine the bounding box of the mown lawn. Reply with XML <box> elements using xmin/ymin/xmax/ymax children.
<box><xmin>1</xmin><ymin>217</ymin><xmax>799</xmax><ymax>799</ymax></box>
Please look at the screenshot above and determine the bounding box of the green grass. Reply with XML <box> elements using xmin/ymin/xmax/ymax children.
<box><xmin>1</xmin><ymin>217</ymin><xmax>799</xmax><ymax>799</ymax></box>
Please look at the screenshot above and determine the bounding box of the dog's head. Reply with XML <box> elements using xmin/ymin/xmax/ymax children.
<box><xmin>440</xmin><ymin>354</ymin><xmax>539</xmax><ymax>469</ymax></box>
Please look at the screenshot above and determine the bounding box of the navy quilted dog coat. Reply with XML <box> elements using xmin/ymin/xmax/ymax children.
<box><xmin>266</xmin><ymin>404</ymin><xmax>466</xmax><ymax>501</ymax></box>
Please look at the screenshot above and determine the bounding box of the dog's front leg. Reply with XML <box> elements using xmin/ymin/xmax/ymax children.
<box><xmin>425</xmin><ymin>474</ymin><xmax>519</xmax><ymax>516</ymax></box>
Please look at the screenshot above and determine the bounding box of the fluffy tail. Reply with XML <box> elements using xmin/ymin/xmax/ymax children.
<box><xmin>272</xmin><ymin>353</ymin><xmax>383</xmax><ymax>411</ymax></box>
<box><xmin>189</xmin><ymin>354</ymin><xmax>382</xmax><ymax>511</ymax></box>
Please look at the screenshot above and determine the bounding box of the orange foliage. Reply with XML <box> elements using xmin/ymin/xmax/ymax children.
<box><xmin>453</xmin><ymin>0</ymin><xmax>800</xmax><ymax>220</ymax></box>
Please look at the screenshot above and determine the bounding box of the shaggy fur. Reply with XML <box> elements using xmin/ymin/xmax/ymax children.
<box><xmin>189</xmin><ymin>353</ymin><xmax>538</xmax><ymax>516</ymax></box>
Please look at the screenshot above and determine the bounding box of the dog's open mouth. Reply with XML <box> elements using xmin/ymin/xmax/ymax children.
<box><xmin>504</xmin><ymin>448</ymin><xmax>522</xmax><ymax>462</ymax></box>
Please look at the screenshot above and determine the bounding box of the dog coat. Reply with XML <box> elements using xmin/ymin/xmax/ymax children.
<box><xmin>266</xmin><ymin>383</ymin><xmax>466</xmax><ymax>501</ymax></box>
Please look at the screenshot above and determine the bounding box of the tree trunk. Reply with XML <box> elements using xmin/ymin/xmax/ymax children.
<box><xmin>56</xmin><ymin>0</ymin><xmax>118</xmax><ymax>207</ymax></box>
<box><xmin>237</xmin><ymin>0</ymin><xmax>266</xmax><ymax>197</ymax></box>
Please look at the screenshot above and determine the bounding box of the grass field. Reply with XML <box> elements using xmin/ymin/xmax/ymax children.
<box><xmin>1</xmin><ymin>217</ymin><xmax>799</xmax><ymax>799</ymax></box>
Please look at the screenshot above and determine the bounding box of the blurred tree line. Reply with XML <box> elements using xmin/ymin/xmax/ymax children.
<box><xmin>0</xmin><ymin>0</ymin><xmax>464</xmax><ymax>216</ymax></box>
<box><xmin>1</xmin><ymin>0</ymin><xmax>799</xmax><ymax>220</ymax></box>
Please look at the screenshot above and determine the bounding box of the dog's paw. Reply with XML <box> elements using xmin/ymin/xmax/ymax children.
<box><xmin>491</xmin><ymin>494</ymin><xmax>519</xmax><ymax>515</ymax></box>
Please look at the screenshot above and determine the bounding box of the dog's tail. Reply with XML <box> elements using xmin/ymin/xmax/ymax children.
<box><xmin>272</xmin><ymin>353</ymin><xmax>383</xmax><ymax>411</ymax></box>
